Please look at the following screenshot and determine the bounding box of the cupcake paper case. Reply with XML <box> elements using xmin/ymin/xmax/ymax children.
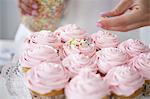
<box><xmin>24</xmin><ymin>62</ymin><xmax>70</xmax><ymax>99</ymax></box>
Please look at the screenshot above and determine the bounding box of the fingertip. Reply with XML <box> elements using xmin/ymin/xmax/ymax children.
<box><xmin>100</xmin><ymin>12</ymin><xmax>107</xmax><ymax>17</ymax></box>
<box><xmin>99</xmin><ymin>19</ymin><xmax>109</xmax><ymax>27</ymax></box>
<box><xmin>96</xmin><ymin>21</ymin><xmax>109</xmax><ymax>29</ymax></box>
<box><xmin>100</xmin><ymin>12</ymin><xmax>111</xmax><ymax>17</ymax></box>
<box><xmin>96</xmin><ymin>22</ymin><xmax>102</xmax><ymax>27</ymax></box>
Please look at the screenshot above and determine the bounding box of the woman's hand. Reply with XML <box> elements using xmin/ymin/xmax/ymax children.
<box><xmin>97</xmin><ymin>0</ymin><xmax>150</xmax><ymax>32</ymax></box>
<box><xmin>18</xmin><ymin>0</ymin><xmax>40</xmax><ymax>16</ymax></box>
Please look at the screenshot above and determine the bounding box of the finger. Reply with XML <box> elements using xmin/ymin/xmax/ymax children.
<box><xmin>101</xmin><ymin>0</ymin><xmax>133</xmax><ymax>17</ymax></box>
<box><xmin>98</xmin><ymin>8</ymin><xmax>145</xmax><ymax>28</ymax></box>
<box><xmin>125</xmin><ymin>21</ymin><xmax>150</xmax><ymax>31</ymax></box>
<box><xmin>101</xmin><ymin>21</ymin><xmax>150</xmax><ymax>32</ymax></box>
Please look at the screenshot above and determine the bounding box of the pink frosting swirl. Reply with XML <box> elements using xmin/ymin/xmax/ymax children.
<box><xmin>91</xmin><ymin>31</ymin><xmax>120</xmax><ymax>49</ymax></box>
<box><xmin>129</xmin><ymin>52</ymin><xmax>150</xmax><ymax>80</ymax></box>
<box><xmin>25</xmin><ymin>62</ymin><xmax>70</xmax><ymax>94</ymax></box>
<box><xmin>62</xmin><ymin>53</ymin><xmax>97</xmax><ymax>76</ymax></box>
<box><xmin>105</xmin><ymin>66</ymin><xmax>144</xmax><ymax>96</ymax></box>
<box><xmin>96</xmin><ymin>48</ymin><xmax>129</xmax><ymax>74</ymax></box>
<box><xmin>63</xmin><ymin>38</ymin><xmax>96</xmax><ymax>58</ymax></box>
<box><xmin>118</xmin><ymin>39</ymin><xmax>150</xmax><ymax>57</ymax></box>
<box><xmin>65</xmin><ymin>69</ymin><xmax>110</xmax><ymax>99</ymax></box>
<box><xmin>54</xmin><ymin>24</ymin><xmax>87</xmax><ymax>42</ymax></box>
<box><xmin>25</xmin><ymin>30</ymin><xmax>62</xmax><ymax>49</ymax></box>
<box><xmin>20</xmin><ymin>45</ymin><xmax>61</xmax><ymax>68</ymax></box>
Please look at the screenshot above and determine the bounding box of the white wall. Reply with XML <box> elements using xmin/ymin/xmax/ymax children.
<box><xmin>0</xmin><ymin>1</ymin><xmax>2</xmax><ymax>38</ymax></box>
<box><xmin>0</xmin><ymin>0</ymin><xmax>20</xmax><ymax>40</ymax></box>
<box><xmin>140</xmin><ymin>27</ymin><xmax>150</xmax><ymax>45</ymax></box>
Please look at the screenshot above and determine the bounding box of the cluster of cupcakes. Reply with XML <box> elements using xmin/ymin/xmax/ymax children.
<box><xmin>20</xmin><ymin>24</ymin><xmax>150</xmax><ymax>99</ymax></box>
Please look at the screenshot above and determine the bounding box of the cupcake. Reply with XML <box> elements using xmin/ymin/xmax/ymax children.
<box><xmin>25</xmin><ymin>30</ymin><xmax>62</xmax><ymax>49</ymax></box>
<box><xmin>20</xmin><ymin>45</ymin><xmax>61</xmax><ymax>72</ymax></box>
<box><xmin>91</xmin><ymin>31</ymin><xmax>120</xmax><ymax>50</ymax></box>
<box><xmin>62</xmin><ymin>53</ymin><xmax>97</xmax><ymax>77</ymax></box>
<box><xmin>63</xmin><ymin>38</ymin><xmax>96</xmax><ymax>58</ymax></box>
<box><xmin>65</xmin><ymin>69</ymin><xmax>110</xmax><ymax>99</ymax></box>
<box><xmin>118</xmin><ymin>39</ymin><xmax>150</xmax><ymax>57</ymax></box>
<box><xmin>25</xmin><ymin>30</ymin><xmax>63</xmax><ymax>58</ymax></box>
<box><xmin>54</xmin><ymin>24</ymin><xmax>87</xmax><ymax>42</ymax></box>
<box><xmin>25</xmin><ymin>62</ymin><xmax>70</xmax><ymax>99</ymax></box>
<box><xmin>96</xmin><ymin>48</ymin><xmax>129</xmax><ymax>74</ymax></box>
<box><xmin>105</xmin><ymin>66</ymin><xmax>144</xmax><ymax>99</ymax></box>
<box><xmin>129</xmin><ymin>52</ymin><xmax>150</xmax><ymax>96</ymax></box>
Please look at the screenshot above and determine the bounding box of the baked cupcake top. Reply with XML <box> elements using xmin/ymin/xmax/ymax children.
<box><xmin>129</xmin><ymin>52</ymin><xmax>150</xmax><ymax>80</ymax></box>
<box><xmin>54</xmin><ymin>24</ymin><xmax>87</xmax><ymax>42</ymax></box>
<box><xmin>25</xmin><ymin>30</ymin><xmax>62</xmax><ymax>49</ymax></box>
<box><xmin>62</xmin><ymin>53</ymin><xmax>97</xmax><ymax>77</ymax></box>
<box><xmin>91</xmin><ymin>31</ymin><xmax>120</xmax><ymax>49</ymax></box>
<box><xmin>25</xmin><ymin>62</ymin><xmax>70</xmax><ymax>94</ymax></box>
<box><xmin>63</xmin><ymin>38</ymin><xmax>96</xmax><ymax>58</ymax></box>
<box><xmin>20</xmin><ymin>45</ymin><xmax>61</xmax><ymax>68</ymax></box>
<box><xmin>118</xmin><ymin>39</ymin><xmax>150</xmax><ymax>57</ymax></box>
<box><xmin>96</xmin><ymin>47</ymin><xmax>129</xmax><ymax>74</ymax></box>
<box><xmin>105</xmin><ymin>66</ymin><xmax>144</xmax><ymax>96</ymax></box>
<box><xmin>65</xmin><ymin>69</ymin><xmax>109</xmax><ymax>99</ymax></box>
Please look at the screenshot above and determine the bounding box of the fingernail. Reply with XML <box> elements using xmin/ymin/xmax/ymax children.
<box><xmin>99</xmin><ymin>12</ymin><xmax>107</xmax><ymax>17</ymax></box>
<box><xmin>96</xmin><ymin>22</ymin><xmax>103</xmax><ymax>27</ymax></box>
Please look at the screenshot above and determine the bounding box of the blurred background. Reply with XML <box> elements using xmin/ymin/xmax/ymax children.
<box><xmin>0</xmin><ymin>0</ymin><xmax>20</xmax><ymax>40</ymax></box>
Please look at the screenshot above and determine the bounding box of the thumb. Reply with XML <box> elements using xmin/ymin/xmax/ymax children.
<box><xmin>101</xmin><ymin>0</ymin><xmax>133</xmax><ymax>17</ymax></box>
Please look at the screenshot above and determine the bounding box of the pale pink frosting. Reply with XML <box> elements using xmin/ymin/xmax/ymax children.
<box><xmin>62</xmin><ymin>53</ymin><xmax>97</xmax><ymax>76</ymax></box>
<box><xmin>96</xmin><ymin>48</ymin><xmax>129</xmax><ymax>74</ymax></box>
<box><xmin>20</xmin><ymin>45</ymin><xmax>61</xmax><ymax>68</ymax></box>
<box><xmin>118</xmin><ymin>39</ymin><xmax>150</xmax><ymax>57</ymax></box>
<box><xmin>65</xmin><ymin>69</ymin><xmax>110</xmax><ymax>99</ymax></box>
<box><xmin>105</xmin><ymin>66</ymin><xmax>144</xmax><ymax>96</ymax></box>
<box><xmin>91</xmin><ymin>31</ymin><xmax>120</xmax><ymax>49</ymax></box>
<box><xmin>129</xmin><ymin>52</ymin><xmax>150</xmax><ymax>80</ymax></box>
<box><xmin>25</xmin><ymin>30</ymin><xmax>62</xmax><ymax>49</ymax></box>
<box><xmin>54</xmin><ymin>24</ymin><xmax>87</xmax><ymax>42</ymax></box>
<box><xmin>63</xmin><ymin>38</ymin><xmax>96</xmax><ymax>58</ymax></box>
<box><xmin>25</xmin><ymin>62</ymin><xmax>70</xmax><ymax>94</ymax></box>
